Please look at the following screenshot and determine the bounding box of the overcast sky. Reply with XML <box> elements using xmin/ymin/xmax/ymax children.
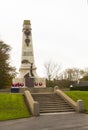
<box><xmin>0</xmin><ymin>0</ymin><xmax>88</xmax><ymax>77</ymax></box>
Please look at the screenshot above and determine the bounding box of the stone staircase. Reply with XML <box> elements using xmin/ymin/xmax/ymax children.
<box><xmin>32</xmin><ymin>93</ymin><xmax>75</xmax><ymax>113</ymax></box>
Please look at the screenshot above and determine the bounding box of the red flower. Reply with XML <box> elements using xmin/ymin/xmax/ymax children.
<box><xmin>39</xmin><ymin>82</ymin><xmax>42</xmax><ymax>86</ymax></box>
<box><xmin>34</xmin><ymin>82</ymin><xmax>38</xmax><ymax>86</ymax></box>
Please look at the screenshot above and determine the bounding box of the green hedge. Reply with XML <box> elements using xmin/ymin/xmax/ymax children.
<box><xmin>70</xmin><ymin>86</ymin><xmax>88</xmax><ymax>91</ymax></box>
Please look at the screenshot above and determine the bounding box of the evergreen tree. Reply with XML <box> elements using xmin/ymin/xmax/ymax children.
<box><xmin>0</xmin><ymin>41</ymin><xmax>16</xmax><ymax>88</ymax></box>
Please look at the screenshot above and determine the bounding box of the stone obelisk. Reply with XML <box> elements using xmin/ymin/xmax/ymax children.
<box><xmin>19</xmin><ymin>20</ymin><xmax>37</xmax><ymax>78</ymax></box>
<box><xmin>13</xmin><ymin>20</ymin><xmax>46</xmax><ymax>88</ymax></box>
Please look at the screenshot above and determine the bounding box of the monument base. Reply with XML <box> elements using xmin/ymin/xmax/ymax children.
<box><xmin>12</xmin><ymin>77</ymin><xmax>46</xmax><ymax>88</ymax></box>
<box><xmin>34</xmin><ymin>78</ymin><xmax>46</xmax><ymax>88</ymax></box>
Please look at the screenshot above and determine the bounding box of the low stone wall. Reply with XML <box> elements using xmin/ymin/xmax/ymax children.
<box><xmin>24</xmin><ymin>90</ymin><xmax>39</xmax><ymax>116</ymax></box>
<box><xmin>27</xmin><ymin>87</ymin><xmax>54</xmax><ymax>93</ymax></box>
<box><xmin>54</xmin><ymin>89</ymin><xmax>84</xmax><ymax>113</ymax></box>
<box><xmin>19</xmin><ymin>87</ymin><xmax>27</xmax><ymax>93</ymax></box>
<box><xmin>19</xmin><ymin>87</ymin><xmax>54</xmax><ymax>93</ymax></box>
<box><xmin>0</xmin><ymin>87</ymin><xmax>54</xmax><ymax>93</ymax></box>
<box><xmin>0</xmin><ymin>89</ymin><xmax>11</xmax><ymax>93</ymax></box>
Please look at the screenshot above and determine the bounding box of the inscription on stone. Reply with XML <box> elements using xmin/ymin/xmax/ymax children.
<box><xmin>23</xmin><ymin>51</ymin><xmax>33</xmax><ymax>56</ymax></box>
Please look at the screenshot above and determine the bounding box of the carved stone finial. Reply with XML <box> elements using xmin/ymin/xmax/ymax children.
<box><xmin>23</xmin><ymin>20</ymin><xmax>31</xmax><ymax>25</ymax></box>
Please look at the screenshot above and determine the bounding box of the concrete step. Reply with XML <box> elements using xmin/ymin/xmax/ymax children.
<box><xmin>39</xmin><ymin>104</ymin><xmax>73</xmax><ymax>107</ymax></box>
<box><xmin>40</xmin><ymin>109</ymin><xmax>74</xmax><ymax>113</ymax></box>
<box><xmin>32</xmin><ymin>93</ymin><xmax>75</xmax><ymax>113</ymax></box>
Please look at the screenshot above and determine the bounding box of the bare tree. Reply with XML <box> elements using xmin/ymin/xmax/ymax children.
<box><xmin>44</xmin><ymin>61</ymin><xmax>61</xmax><ymax>80</ymax></box>
<box><xmin>80</xmin><ymin>67</ymin><xmax>88</xmax><ymax>81</ymax></box>
<box><xmin>84</xmin><ymin>68</ymin><xmax>88</xmax><ymax>75</ymax></box>
<box><xmin>63</xmin><ymin>68</ymin><xmax>85</xmax><ymax>81</ymax></box>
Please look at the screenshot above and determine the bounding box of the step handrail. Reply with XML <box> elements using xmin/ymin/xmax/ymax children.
<box><xmin>54</xmin><ymin>88</ymin><xmax>84</xmax><ymax>113</ymax></box>
<box><xmin>24</xmin><ymin>90</ymin><xmax>40</xmax><ymax>116</ymax></box>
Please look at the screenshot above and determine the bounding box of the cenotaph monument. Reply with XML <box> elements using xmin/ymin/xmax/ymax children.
<box><xmin>13</xmin><ymin>20</ymin><xmax>46</xmax><ymax>88</ymax></box>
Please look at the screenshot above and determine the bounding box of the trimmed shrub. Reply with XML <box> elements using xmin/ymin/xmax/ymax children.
<box><xmin>70</xmin><ymin>86</ymin><xmax>88</xmax><ymax>91</ymax></box>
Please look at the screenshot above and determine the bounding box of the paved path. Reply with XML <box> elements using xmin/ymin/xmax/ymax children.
<box><xmin>0</xmin><ymin>112</ymin><xmax>88</xmax><ymax>130</ymax></box>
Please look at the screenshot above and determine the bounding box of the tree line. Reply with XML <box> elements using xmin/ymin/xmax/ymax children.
<box><xmin>44</xmin><ymin>61</ymin><xmax>88</xmax><ymax>88</ymax></box>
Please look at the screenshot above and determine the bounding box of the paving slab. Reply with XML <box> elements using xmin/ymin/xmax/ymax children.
<box><xmin>0</xmin><ymin>112</ymin><xmax>88</xmax><ymax>130</ymax></box>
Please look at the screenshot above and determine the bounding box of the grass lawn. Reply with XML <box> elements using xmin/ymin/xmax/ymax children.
<box><xmin>0</xmin><ymin>93</ymin><xmax>30</xmax><ymax>120</ymax></box>
<box><xmin>65</xmin><ymin>91</ymin><xmax>88</xmax><ymax>113</ymax></box>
